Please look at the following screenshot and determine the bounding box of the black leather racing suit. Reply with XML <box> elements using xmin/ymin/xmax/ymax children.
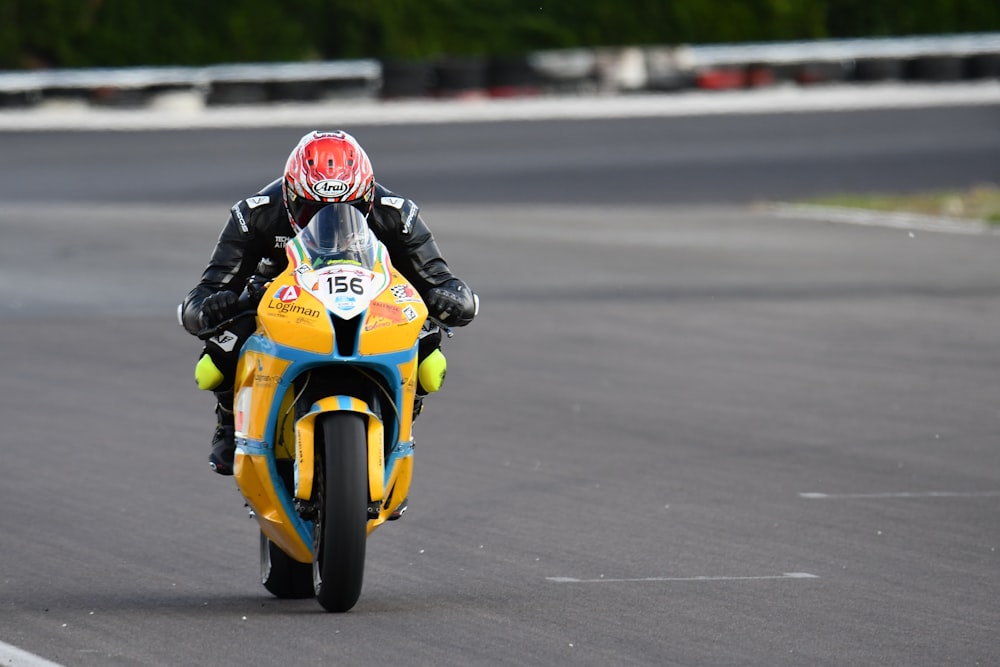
<box><xmin>181</xmin><ymin>179</ymin><xmax>459</xmax><ymax>337</ymax></box>
<box><xmin>180</xmin><ymin>179</ymin><xmax>469</xmax><ymax>409</ymax></box>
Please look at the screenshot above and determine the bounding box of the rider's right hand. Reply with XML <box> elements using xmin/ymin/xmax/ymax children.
<box><xmin>200</xmin><ymin>291</ymin><xmax>239</xmax><ymax>327</ymax></box>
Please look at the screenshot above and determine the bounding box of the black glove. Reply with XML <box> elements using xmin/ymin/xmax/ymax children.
<box><xmin>245</xmin><ymin>275</ymin><xmax>271</xmax><ymax>307</ymax></box>
<box><xmin>200</xmin><ymin>291</ymin><xmax>239</xmax><ymax>327</ymax></box>
<box><xmin>425</xmin><ymin>278</ymin><xmax>476</xmax><ymax>327</ymax></box>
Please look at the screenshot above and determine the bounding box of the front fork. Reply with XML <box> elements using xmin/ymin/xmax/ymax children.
<box><xmin>290</xmin><ymin>398</ymin><xmax>413</xmax><ymax>534</ymax></box>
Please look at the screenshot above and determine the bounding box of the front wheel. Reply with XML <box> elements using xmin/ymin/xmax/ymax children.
<box><xmin>313</xmin><ymin>412</ymin><xmax>368</xmax><ymax>612</ymax></box>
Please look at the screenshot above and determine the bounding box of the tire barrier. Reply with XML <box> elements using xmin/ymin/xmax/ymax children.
<box><xmin>267</xmin><ymin>80</ymin><xmax>323</xmax><ymax>103</ymax></box>
<box><xmin>379</xmin><ymin>60</ymin><xmax>435</xmax><ymax>99</ymax></box>
<box><xmin>693</xmin><ymin>64</ymin><xmax>780</xmax><ymax>90</ymax></box>
<box><xmin>794</xmin><ymin>60</ymin><xmax>853</xmax><ymax>85</ymax></box>
<box><xmin>432</xmin><ymin>58</ymin><xmax>488</xmax><ymax>99</ymax></box>
<box><xmin>853</xmin><ymin>57</ymin><xmax>907</xmax><ymax>81</ymax></box>
<box><xmin>906</xmin><ymin>55</ymin><xmax>966</xmax><ymax>81</ymax></box>
<box><xmin>486</xmin><ymin>56</ymin><xmax>542</xmax><ymax>97</ymax></box>
<box><xmin>2</xmin><ymin>35</ymin><xmax>999</xmax><ymax>109</ymax></box>
<box><xmin>205</xmin><ymin>82</ymin><xmax>269</xmax><ymax>106</ymax></box>
<box><xmin>965</xmin><ymin>52</ymin><xmax>1000</xmax><ymax>79</ymax></box>
<box><xmin>696</xmin><ymin>68</ymin><xmax>747</xmax><ymax>90</ymax></box>
<box><xmin>0</xmin><ymin>90</ymin><xmax>33</xmax><ymax>108</ymax></box>
<box><xmin>745</xmin><ymin>63</ymin><xmax>778</xmax><ymax>87</ymax></box>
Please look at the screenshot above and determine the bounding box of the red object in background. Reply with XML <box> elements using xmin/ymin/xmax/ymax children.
<box><xmin>696</xmin><ymin>68</ymin><xmax>746</xmax><ymax>90</ymax></box>
<box><xmin>745</xmin><ymin>65</ymin><xmax>776</xmax><ymax>87</ymax></box>
<box><xmin>697</xmin><ymin>64</ymin><xmax>777</xmax><ymax>90</ymax></box>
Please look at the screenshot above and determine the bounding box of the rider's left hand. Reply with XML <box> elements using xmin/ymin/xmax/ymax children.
<box><xmin>425</xmin><ymin>278</ymin><xmax>476</xmax><ymax>327</ymax></box>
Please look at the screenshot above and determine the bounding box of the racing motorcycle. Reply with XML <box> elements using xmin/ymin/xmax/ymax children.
<box><xmin>196</xmin><ymin>204</ymin><xmax>450</xmax><ymax>612</ymax></box>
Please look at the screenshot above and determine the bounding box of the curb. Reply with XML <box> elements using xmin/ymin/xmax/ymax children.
<box><xmin>765</xmin><ymin>203</ymin><xmax>999</xmax><ymax>235</ymax></box>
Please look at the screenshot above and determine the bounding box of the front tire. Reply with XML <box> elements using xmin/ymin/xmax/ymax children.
<box><xmin>260</xmin><ymin>531</ymin><xmax>313</xmax><ymax>599</ymax></box>
<box><xmin>313</xmin><ymin>412</ymin><xmax>368</xmax><ymax>612</ymax></box>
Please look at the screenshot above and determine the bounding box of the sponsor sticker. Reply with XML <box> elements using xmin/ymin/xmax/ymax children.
<box><xmin>275</xmin><ymin>285</ymin><xmax>300</xmax><ymax>303</ymax></box>
<box><xmin>254</xmin><ymin>374</ymin><xmax>280</xmax><ymax>387</ymax></box>
<box><xmin>369</xmin><ymin>301</ymin><xmax>406</xmax><ymax>324</ymax></box>
<box><xmin>335</xmin><ymin>294</ymin><xmax>357</xmax><ymax>309</ymax></box>
<box><xmin>210</xmin><ymin>330</ymin><xmax>239</xmax><ymax>352</ymax></box>
<box><xmin>390</xmin><ymin>283</ymin><xmax>420</xmax><ymax>303</ymax></box>
<box><xmin>402</xmin><ymin>206</ymin><xmax>417</xmax><ymax>234</ymax></box>
<box><xmin>230</xmin><ymin>204</ymin><xmax>249</xmax><ymax>233</ymax></box>
<box><xmin>266</xmin><ymin>300</ymin><xmax>321</xmax><ymax>318</ymax></box>
<box><xmin>364</xmin><ymin>316</ymin><xmax>394</xmax><ymax>332</ymax></box>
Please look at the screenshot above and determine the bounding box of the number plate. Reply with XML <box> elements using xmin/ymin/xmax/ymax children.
<box><xmin>297</xmin><ymin>265</ymin><xmax>379</xmax><ymax>319</ymax></box>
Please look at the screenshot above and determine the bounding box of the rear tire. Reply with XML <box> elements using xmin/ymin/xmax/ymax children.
<box><xmin>312</xmin><ymin>412</ymin><xmax>368</xmax><ymax>612</ymax></box>
<box><xmin>260</xmin><ymin>532</ymin><xmax>314</xmax><ymax>599</ymax></box>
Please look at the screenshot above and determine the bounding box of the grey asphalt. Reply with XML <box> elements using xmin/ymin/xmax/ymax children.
<box><xmin>1</xmin><ymin>104</ymin><xmax>999</xmax><ymax>666</ymax></box>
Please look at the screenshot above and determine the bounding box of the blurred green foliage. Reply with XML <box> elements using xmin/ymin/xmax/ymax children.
<box><xmin>2</xmin><ymin>0</ymin><xmax>998</xmax><ymax>69</ymax></box>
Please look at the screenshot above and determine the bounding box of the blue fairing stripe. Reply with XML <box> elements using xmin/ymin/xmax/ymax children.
<box><xmin>235</xmin><ymin>440</ymin><xmax>314</xmax><ymax>550</ymax></box>
<box><xmin>239</xmin><ymin>438</ymin><xmax>270</xmax><ymax>455</ymax></box>
<box><xmin>386</xmin><ymin>439</ymin><xmax>414</xmax><ymax>484</ymax></box>
<box><xmin>242</xmin><ymin>333</ymin><xmax>417</xmax><ymax>449</ymax></box>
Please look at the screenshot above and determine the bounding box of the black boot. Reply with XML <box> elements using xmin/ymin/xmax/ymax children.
<box><xmin>209</xmin><ymin>393</ymin><xmax>235</xmax><ymax>476</ymax></box>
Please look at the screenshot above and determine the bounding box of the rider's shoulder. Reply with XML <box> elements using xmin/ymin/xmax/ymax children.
<box><xmin>373</xmin><ymin>183</ymin><xmax>419</xmax><ymax>234</ymax></box>
<box><xmin>229</xmin><ymin>180</ymin><xmax>284</xmax><ymax>235</ymax></box>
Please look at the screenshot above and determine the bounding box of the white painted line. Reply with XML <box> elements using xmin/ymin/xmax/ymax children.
<box><xmin>547</xmin><ymin>572</ymin><xmax>818</xmax><ymax>583</ymax></box>
<box><xmin>767</xmin><ymin>203</ymin><xmax>997</xmax><ymax>236</ymax></box>
<box><xmin>0</xmin><ymin>640</ymin><xmax>65</xmax><ymax>667</ymax></box>
<box><xmin>801</xmin><ymin>491</ymin><xmax>1000</xmax><ymax>499</ymax></box>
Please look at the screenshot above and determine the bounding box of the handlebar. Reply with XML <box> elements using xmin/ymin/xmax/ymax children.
<box><xmin>192</xmin><ymin>290</ymin><xmax>470</xmax><ymax>341</ymax></box>
<box><xmin>197</xmin><ymin>311</ymin><xmax>453</xmax><ymax>342</ymax></box>
<box><xmin>195</xmin><ymin>309</ymin><xmax>257</xmax><ymax>341</ymax></box>
<box><xmin>428</xmin><ymin>317</ymin><xmax>455</xmax><ymax>338</ymax></box>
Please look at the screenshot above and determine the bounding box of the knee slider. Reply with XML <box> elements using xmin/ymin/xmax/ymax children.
<box><xmin>195</xmin><ymin>353</ymin><xmax>225</xmax><ymax>391</ymax></box>
<box><xmin>417</xmin><ymin>348</ymin><xmax>447</xmax><ymax>394</ymax></box>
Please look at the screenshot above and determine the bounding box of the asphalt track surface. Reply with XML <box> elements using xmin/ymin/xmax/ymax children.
<box><xmin>1</xmin><ymin>100</ymin><xmax>999</xmax><ymax>666</ymax></box>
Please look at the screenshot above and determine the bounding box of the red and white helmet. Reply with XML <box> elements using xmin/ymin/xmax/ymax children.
<box><xmin>282</xmin><ymin>130</ymin><xmax>375</xmax><ymax>232</ymax></box>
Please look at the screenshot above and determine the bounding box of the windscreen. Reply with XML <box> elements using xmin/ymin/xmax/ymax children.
<box><xmin>298</xmin><ymin>204</ymin><xmax>377</xmax><ymax>268</ymax></box>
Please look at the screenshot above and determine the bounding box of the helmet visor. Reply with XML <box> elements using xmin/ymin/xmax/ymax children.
<box><xmin>298</xmin><ymin>204</ymin><xmax>376</xmax><ymax>268</ymax></box>
<box><xmin>286</xmin><ymin>191</ymin><xmax>331</xmax><ymax>231</ymax></box>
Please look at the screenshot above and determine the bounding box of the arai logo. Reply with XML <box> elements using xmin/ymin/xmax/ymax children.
<box><xmin>312</xmin><ymin>179</ymin><xmax>350</xmax><ymax>198</ymax></box>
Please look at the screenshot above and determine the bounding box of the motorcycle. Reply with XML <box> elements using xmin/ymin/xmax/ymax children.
<box><xmin>195</xmin><ymin>204</ymin><xmax>450</xmax><ymax>612</ymax></box>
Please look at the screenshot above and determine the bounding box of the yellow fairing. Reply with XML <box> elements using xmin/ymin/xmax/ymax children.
<box><xmin>391</xmin><ymin>358</ymin><xmax>417</xmax><ymax>451</ymax></box>
<box><xmin>369</xmin><ymin>451</ymin><xmax>413</xmax><ymax>534</ymax></box>
<box><xmin>257</xmin><ymin>274</ymin><xmax>333</xmax><ymax>355</ymax></box>
<box><xmin>360</xmin><ymin>270</ymin><xmax>427</xmax><ymax>355</ymax></box>
<box><xmin>234</xmin><ymin>451</ymin><xmax>312</xmax><ymax>563</ymax></box>
<box><xmin>233</xmin><ymin>352</ymin><xmax>292</xmax><ymax>442</ymax></box>
<box><xmin>232</xmin><ymin>352</ymin><xmax>309</xmax><ymax>563</ymax></box>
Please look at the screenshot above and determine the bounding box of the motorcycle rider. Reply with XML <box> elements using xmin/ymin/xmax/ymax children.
<box><xmin>179</xmin><ymin>130</ymin><xmax>477</xmax><ymax>475</ymax></box>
